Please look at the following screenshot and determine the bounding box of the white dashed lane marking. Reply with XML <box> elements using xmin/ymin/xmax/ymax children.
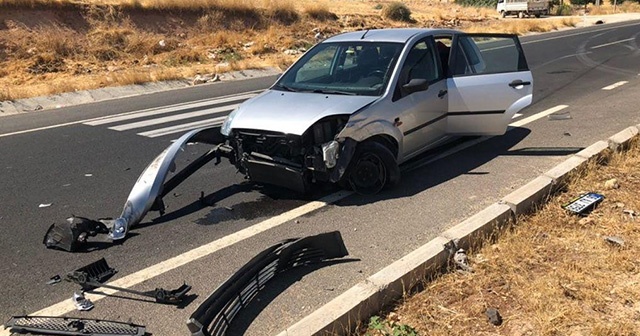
<box><xmin>602</xmin><ymin>81</ymin><xmax>629</xmax><ymax>90</ymax></box>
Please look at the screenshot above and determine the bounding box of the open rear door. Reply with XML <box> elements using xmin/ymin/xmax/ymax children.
<box><xmin>446</xmin><ymin>33</ymin><xmax>532</xmax><ymax>135</ymax></box>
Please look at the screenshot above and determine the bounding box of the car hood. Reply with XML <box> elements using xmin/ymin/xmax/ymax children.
<box><xmin>228</xmin><ymin>90</ymin><xmax>378</xmax><ymax>135</ymax></box>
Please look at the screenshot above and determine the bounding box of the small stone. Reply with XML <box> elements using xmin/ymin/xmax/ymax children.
<box><xmin>158</xmin><ymin>39</ymin><xmax>166</xmax><ymax>47</ymax></box>
<box><xmin>284</xmin><ymin>49</ymin><xmax>300</xmax><ymax>55</ymax></box>
<box><xmin>454</xmin><ymin>248</ymin><xmax>473</xmax><ymax>272</ymax></box>
<box><xmin>614</xmin><ymin>202</ymin><xmax>625</xmax><ymax>208</ymax></box>
<box><xmin>604</xmin><ymin>236</ymin><xmax>624</xmax><ymax>247</ymax></box>
<box><xmin>604</xmin><ymin>178</ymin><xmax>620</xmax><ymax>189</ymax></box>
<box><xmin>224</xmin><ymin>206</ymin><xmax>233</xmax><ymax>211</ymax></box>
<box><xmin>563</xmin><ymin>132</ymin><xmax>572</xmax><ymax>136</ymax></box>
<box><xmin>485</xmin><ymin>308</ymin><xmax>502</xmax><ymax>326</ymax></box>
<box><xmin>294</xmin><ymin>220</ymin><xmax>300</xmax><ymax>224</ymax></box>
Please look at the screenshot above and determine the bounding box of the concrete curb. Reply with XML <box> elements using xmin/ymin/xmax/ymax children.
<box><xmin>0</xmin><ymin>68</ymin><xmax>281</xmax><ymax>116</ymax></box>
<box><xmin>278</xmin><ymin>125</ymin><xmax>640</xmax><ymax>336</ymax></box>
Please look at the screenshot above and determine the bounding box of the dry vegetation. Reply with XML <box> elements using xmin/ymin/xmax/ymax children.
<box><xmin>364</xmin><ymin>139</ymin><xmax>640</xmax><ymax>335</ymax></box>
<box><xmin>0</xmin><ymin>0</ymin><xmax>585</xmax><ymax>101</ymax></box>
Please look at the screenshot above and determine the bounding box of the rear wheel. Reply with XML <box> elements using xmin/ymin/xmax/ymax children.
<box><xmin>346</xmin><ymin>141</ymin><xmax>399</xmax><ymax>195</ymax></box>
<box><xmin>534</xmin><ymin>13</ymin><xmax>541</xmax><ymax>18</ymax></box>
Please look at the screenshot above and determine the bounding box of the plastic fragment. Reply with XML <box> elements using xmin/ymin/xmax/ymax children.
<box><xmin>72</xmin><ymin>292</ymin><xmax>94</xmax><ymax>311</ymax></box>
<box><xmin>46</xmin><ymin>275</ymin><xmax>61</xmax><ymax>285</ymax></box>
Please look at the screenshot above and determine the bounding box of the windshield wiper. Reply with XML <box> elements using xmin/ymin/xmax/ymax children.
<box><xmin>275</xmin><ymin>84</ymin><xmax>298</xmax><ymax>92</ymax></box>
<box><xmin>312</xmin><ymin>89</ymin><xmax>357</xmax><ymax>96</ymax></box>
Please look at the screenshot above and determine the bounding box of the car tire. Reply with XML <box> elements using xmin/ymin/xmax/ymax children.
<box><xmin>535</xmin><ymin>13</ymin><xmax>541</xmax><ymax>18</ymax></box>
<box><xmin>518</xmin><ymin>11</ymin><xmax>525</xmax><ymax>19</ymax></box>
<box><xmin>346</xmin><ymin>141</ymin><xmax>399</xmax><ymax>195</ymax></box>
<box><xmin>500</xmin><ymin>11</ymin><xmax>506</xmax><ymax>18</ymax></box>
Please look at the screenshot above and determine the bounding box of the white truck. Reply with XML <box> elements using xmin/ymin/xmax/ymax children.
<box><xmin>497</xmin><ymin>0</ymin><xmax>549</xmax><ymax>18</ymax></box>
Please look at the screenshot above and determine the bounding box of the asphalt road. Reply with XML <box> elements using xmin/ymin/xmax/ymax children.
<box><xmin>1</xmin><ymin>20</ymin><xmax>639</xmax><ymax>335</ymax></box>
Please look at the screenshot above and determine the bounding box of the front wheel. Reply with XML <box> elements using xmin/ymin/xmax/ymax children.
<box><xmin>345</xmin><ymin>141</ymin><xmax>399</xmax><ymax>195</ymax></box>
<box><xmin>500</xmin><ymin>11</ymin><xmax>506</xmax><ymax>18</ymax></box>
<box><xmin>518</xmin><ymin>11</ymin><xmax>525</xmax><ymax>19</ymax></box>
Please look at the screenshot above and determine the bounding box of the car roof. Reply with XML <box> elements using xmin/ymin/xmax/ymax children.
<box><xmin>323</xmin><ymin>28</ymin><xmax>459</xmax><ymax>44</ymax></box>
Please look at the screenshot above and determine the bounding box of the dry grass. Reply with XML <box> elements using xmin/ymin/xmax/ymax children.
<box><xmin>589</xmin><ymin>2</ymin><xmax>640</xmax><ymax>15</ymax></box>
<box><xmin>465</xmin><ymin>17</ymin><xmax>578</xmax><ymax>34</ymax></box>
<box><xmin>0</xmin><ymin>0</ymin><xmax>598</xmax><ymax>102</ymax></box>
<box><xmin>364</xmin><ymin>139</ymin><xmax>640</xmax><ymax>335</ymax></box>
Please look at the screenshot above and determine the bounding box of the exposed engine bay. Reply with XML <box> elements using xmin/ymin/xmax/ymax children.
<box><xmin>229</xmin><ymin>115</ymin><xmax>350</xmax><ymax>193</ymax></box>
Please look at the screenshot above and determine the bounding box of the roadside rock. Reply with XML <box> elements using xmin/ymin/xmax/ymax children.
<box><xmin>191</xmin><ymin>73</ymin><xmax>220</xmax><ymax>85</ymax></box>
<box><xmin>604</xmin><ymin>178</ymin><xmax>620</xmax><ymax>189</ymax></box>
<box><xmin>604</xmin><ymin>236</ymin><xmax>625</xmax><ymax>247</ymax></box>
<box><xmin>485</xmin><ymin>307</ymin><xmax>503</xmax><ymax>326</ymax></box>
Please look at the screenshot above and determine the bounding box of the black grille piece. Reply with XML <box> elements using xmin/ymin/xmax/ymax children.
<box><xmin>5</xmin><ymin>316</ymin><xmax>145</xmax><ymax>336</ymax></box>
<box><xmin>186</xmin><ymin>231</ymin><xmax>349</xmax><ymax>336</ymax></box>
<box><xmin>235</xmin><ymin>129</ymin><xmax>302</xmax><ymax>160</ymax></box>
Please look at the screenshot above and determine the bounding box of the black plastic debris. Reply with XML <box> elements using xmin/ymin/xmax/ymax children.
<box><xmin>43</xmin><ymin>216</ymin><xmax>110</xmax><ymax>252</ymax></box>
<box><xmin>46</xmin><ymin>275</ymin><xmax>61</xmax><ymax>285</ymax></box>
<box><xmin>562</xmin><ymin>192</ymin><xmax>604</xmax><ymax>215</ymax></box>
<box><xmin>65</xmin><ymin>258</ymin><xmax>191</xmax><ymax>305</ymax></box>
<box><xmin>187</xmin><ymin>231</ymin><xmax>349</xmax><ymax>336</ymax></box>
<box><xmin>5</xmin><ymin>315</ymin><xmax>145</xmax><ymax>336</ymax></box>
<box><xmin>66</xmin><ymin>258</ymin><xmax>117</xmax><ymax>291</ymax></box>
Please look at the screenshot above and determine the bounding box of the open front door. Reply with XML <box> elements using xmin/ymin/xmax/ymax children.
<box><xmin>446</xmin><ymin>33</ymin><xmax>532</xmax><ymax>135</ymax></box>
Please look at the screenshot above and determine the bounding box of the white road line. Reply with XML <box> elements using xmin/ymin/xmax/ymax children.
<box><xmin>509</xmin><ymin>105</ymin><xmax>568</xmax><ymax>127</ymax></box>
<box><xmin>512</xmin><ymin>113</ymin><xmax>523</xmax><ymax>119</ymax></box>
<box><xmin>590</xmin><ymin>38</ymin><xmax>635</xmax><ymax>50</ymax></box>
<box><xmin>602</xmin><ymin>81</ymin><xmax>629</xmax><ymax>90</ymax></box>
<box><xmin>0</xmin><ymin>91</ymin><xmax>260</xmax><ymax>139</ymax></box>
<box><xmin>109</xmin><ymin>104</ymin><xmax>238</xmax><ymax>131</ymax></box>
<box><xmin>3</xmin><ymin>104</ymin><xmax>571</xmax><ymax>326</ymax></box>
<box><xmin>139</xmin><ymin>117</ymin><xmax>226</xmax><ymax>138</ymax></box>
<box><xmin>86</xmin><ymin>93</ymin><xmax>254</xmax><ymax>126</ymax></box>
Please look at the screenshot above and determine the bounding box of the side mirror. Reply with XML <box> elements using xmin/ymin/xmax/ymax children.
<box><xmin>402</xmin><ymin>78</ymin><xmax>429</xmax><ymax>95</ymax></box>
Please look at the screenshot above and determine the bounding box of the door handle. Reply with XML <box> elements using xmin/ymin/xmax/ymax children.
<box><xmin>509</xmin><ymin>80</ymin><xmax>531</xmax><ymax>88</ymax></box>
<box><xmin>438</xmin><ymin>89</ymin><xmax>448</xmax><ymax>98</ymax></box>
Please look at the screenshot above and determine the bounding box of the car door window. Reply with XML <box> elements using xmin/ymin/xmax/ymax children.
<box><xmin>396</xmin><ymin>38</ymin><xmax>440</xmax><ymax>99</ymax></box>
<box><xmin>450</xmin><ymin>34</ymin><xmax>528</xmax><ymax>76</ymax></box>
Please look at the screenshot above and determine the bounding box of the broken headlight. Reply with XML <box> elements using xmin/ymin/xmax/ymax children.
<box><xmin>220</xmin><ymin>108</ymin><xmax>238</xmax><ymax>136</ymax></box>
<box><xmin>321</xmin><ymin>140</ymin><xmax>340</xmax><ymax>169</ymax></box>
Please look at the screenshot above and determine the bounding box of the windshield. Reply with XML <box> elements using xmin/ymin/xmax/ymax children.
<box><xmin>274</xmin><ymin>42</ymin><xmax>404</xmax><ymax>96</ymax></box>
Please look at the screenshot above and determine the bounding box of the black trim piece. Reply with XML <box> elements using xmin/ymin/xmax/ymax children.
<box><xmin>403</xmin><ymin>114</ymin><xmax>447</xmax><ymax>136</ymax></box>
<box><xmin>187</xmin><ymin>231</ymin><xmax>349</xmax><ymax>336</ymax></box>
<box><xmin>447</xmin><ymin>110</ymin><xmax>505</xmax><ymax>116</ymax></box>
<box><xmin>6</xmin><ymin>316</ymin><xmax>146</xmax><ymax>336</ymax></box>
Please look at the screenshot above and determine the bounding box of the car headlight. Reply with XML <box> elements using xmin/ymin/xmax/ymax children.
<box><xmin>220</xmin><ymin>108</ymin><xmax>239</xmax><ymax>136</ymax></box>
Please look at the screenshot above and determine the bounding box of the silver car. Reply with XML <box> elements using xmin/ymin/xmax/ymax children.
<box><xmin>219</xmin><ymin>28</ymin><xmax>532</xmax><ymax>194</ymax></box>
<box><xmin>88</xmin><ymin>28</ymin><xmax>534</xmax><ymax>240</ymax></box>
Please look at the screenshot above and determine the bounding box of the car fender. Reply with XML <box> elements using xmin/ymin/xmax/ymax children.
<box><xmin>337</xmin><ymin>118</ymin><xmax>403</xmax><ymax>158</ymax></box>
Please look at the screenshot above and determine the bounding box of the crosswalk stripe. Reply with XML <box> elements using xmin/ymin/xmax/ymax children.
<box><xmin>109</xmin><ymin>104</ymin><xmax>239</xmax><ymax>131</ymax></box>
<box><xmin>138</xmin><ymin>117</ymin><xmax>227</xmax><ymax>138</ymax></box>
<box><xmin>85</xmin><ymin>93</ymin><xmax>255</xmax><ymax>126</ymax></box>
